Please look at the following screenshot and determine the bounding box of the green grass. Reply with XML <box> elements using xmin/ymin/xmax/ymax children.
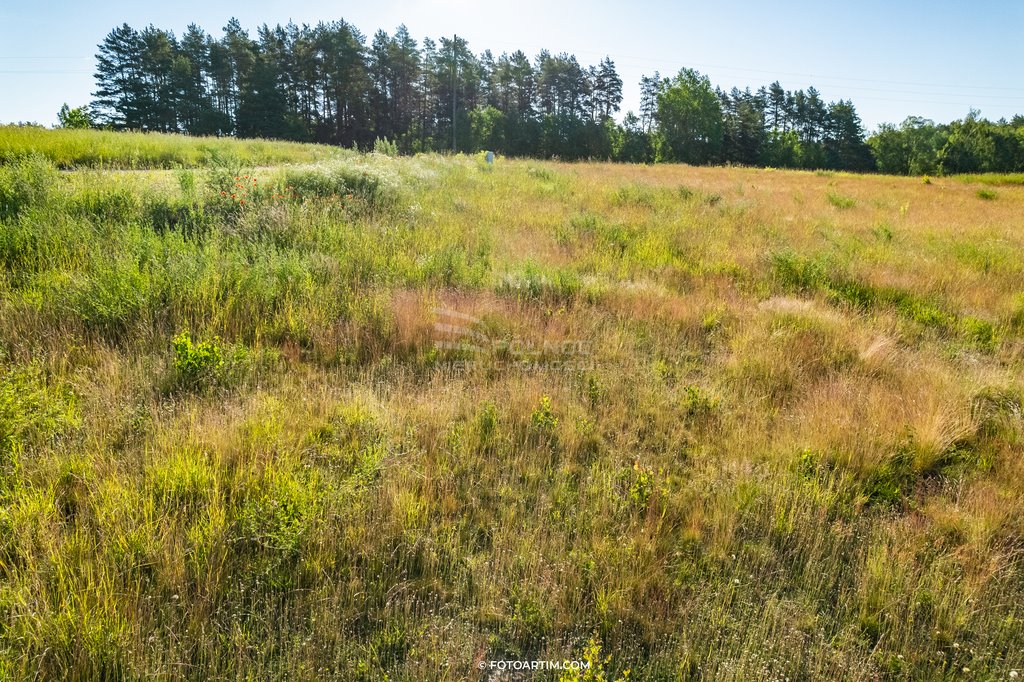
<box><xmin>0</xmin><ymin>126</ymin><xmax>341</xmax><ymax>169</ymax></box>
<box><xmin>826</xmin><ymin>191</ymin><xmax>857</xmax><ymax>209</ymax></box>
<box><xmin>1</xmin><ymin>135</ymin><xmax>1024</xmax><ymax>679</ymax></box>
<box><xmin>956</xmin><ymin>172</ymin><xmax>1024</xmax><ymax>186</ymax></box>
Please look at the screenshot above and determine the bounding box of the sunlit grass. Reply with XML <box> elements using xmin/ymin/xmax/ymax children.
<box><xmin>0</xmin><ymin>126</ymin><xmax>341</xmax><ymax>169</ymax></box>
<box><xmin>1</xmin><ymin>140</ymin><xmax>1023</xmax><ymax>679</ymax></box>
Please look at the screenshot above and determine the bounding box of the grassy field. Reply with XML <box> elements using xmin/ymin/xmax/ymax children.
<box><xmin>1</xmin><ymin>132</ymin><xmax>1023</xmax><ymax>680</ymax></box>
<box><xmin>0</xmin><ymin>126</ymin><xmax>340</xmax><ymax>169</ymax></box>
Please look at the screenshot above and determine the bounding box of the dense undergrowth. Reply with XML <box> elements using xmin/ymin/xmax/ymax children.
<box><xmin>1</xmin><ymin>139</ymin><xmax>1023</xmax><ymax>680</ymax></box>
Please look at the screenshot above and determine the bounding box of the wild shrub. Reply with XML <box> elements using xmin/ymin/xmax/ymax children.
<box><xmin>282</xmin><ymin>164</ymin><xmax>389</xmax><ymax>208</ymax></box>
<box><xmin>176</xmin><ymin>169</ymin><xmax>197</xmax><ymax>195</ymax></box>
<box><xmin>770</xmin><ymin>251</ymin><xmax>828</xmax><ymax>292</ymax></box>
<box><xmin>373</xmin><ymin>137</ymin><xmax>399</xmax><ymax>157</ymax></box>
<box><xmin>618</xmin><ymin>460</ymin><xmax>655</xmax><ymax>511</ymax></box>
<box><xmin>892</xmin><ymin>295</ymin><xmax>952</xmax><ymax>327</ymax></box>
<box><xmin>826</xmin><ymin>192</ymin><xmax>856</xmax><ymax>209</ymax></box>
<box><xmin>146</xmin><ymin>196</ymin><xmax>209</xmax><ymax>239</ymax></box>
<box><xmin>171</xmin><ymin>331</ymin><xmax>224</xmax><ymax>389</ymax></box>
<box><xmin>68</xmin><ymin>259</ymin><xmax>150</xmax><ymax>339</ymax></box>
<box><xmin>872</xmin><ymin>223</ymin><xmax>894</xmax><ymax>242</ymax></box>
<box><xmin>680</xmin><ymin>384</ymin><xmax>719</xmax><ymax>421</ymax></box>
<box><xmin>526</xmin><ymin>165</ymin><xmax>556</xmax><ymax>181</ymax></box>
<box><xmin>856</xmin><ymin>430</ymin><xmax>983</xmax><ymax>503</ymax></box>
<box><xmin>204</xmin><ymin>156</ymin><xmax>248</xmax><ymax>196</ymax></box>
<box><xmin>238</xmin><ymin>469</ymin><xmax>313</xmax><ymax>553</ymax></box>
<box><xmin>585</xmin><ymin>375</ymin><xmax>603</xmax><ymax>410</ymax></box>
<box><xmin>960</xmin><ymin>316</ymin><xmax>997</xmax><ymax>352</ymax></box>
<box><xmin>530</xmin><ymin>395</ymin><xmax>559</xmax><ymax>441</ymax></box>
<box><xmin>825</xmin><ymin>278</ymin><xmax>878</xmax><ymax>310</ymax></box>
<box><xmin>797</xmin><ymin>448</ymin><xmax>824</xmax><ymax>480</ymax></box>
<box><xmin>0</xmin><ymin>154</ymin><xmax>58</xmax><ymax>219</ymax></box>
<box><xmin>976</xmin><ymin>189</ymin><xmax>997</xmax><ymax>200</ymax></box>
<box><xmin>558</xmin><ymin>637</ymin><xmax>631</xmax><ymax>682</ymax></box>
<box><xmin>771</xmin><ymin>252</ymin><xmax>961</xmax><ymax>331</ymax></box>
<box><xmin>863</xmin><ymin>446</ymin><xmax>914</xmax><ymax>506</ymax></box>
<box><xmin>68</xmin><ymin>183</ymin><xmax>140</xmax><ymax>224</ymax></box>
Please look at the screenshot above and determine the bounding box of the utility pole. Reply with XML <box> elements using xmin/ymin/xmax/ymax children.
<box><xmin>451</xmin><ymin>34</ymin><xmax>457</xmax><ymax>153</ymax></box>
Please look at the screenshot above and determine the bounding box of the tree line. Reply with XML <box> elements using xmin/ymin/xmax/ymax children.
<box><xmin>869</xmin><ymin>112</ymin><xmax>1024</xmax><ymax>175</ymax></box>
<box><xmin>83</xmin><ymin>19</ymin><xmax>1024</xmax><ymax>174</ymax></box>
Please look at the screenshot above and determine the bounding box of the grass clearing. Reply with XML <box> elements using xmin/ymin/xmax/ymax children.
<box><xmin>1</xmin><ymin>135</ymin><xmax>1024</xmax><ymax>679</ymax></box>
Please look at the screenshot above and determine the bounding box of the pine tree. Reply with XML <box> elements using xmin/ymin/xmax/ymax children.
<box><xmin>236</xmin><ymin>55</ymin><xmax>290</xmax><ymax>139</ymax></box>
<box><xmin>87</xmin><ymin>18</ymin><xmax>899</xmax><ymax>172</ymax></box>
<box><xmin>92</xmin><ymin>24</ymin><xmax>146</xmax><ymax>128</ymax></box>
<box><xmin>593</xmin><ymin>57</ymin><xmax>623</xmax><ymax>120</ymax></box>
<box><xmin>639</xmin><ymin>72</ymin><xmax>662</xmax><ymax>133</ymax></box>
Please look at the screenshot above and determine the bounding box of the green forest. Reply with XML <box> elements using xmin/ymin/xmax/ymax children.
<box><xmin>67</xmin><ymin>19</ymin><xmax>1024</xmax><ymax>174</ymax></box>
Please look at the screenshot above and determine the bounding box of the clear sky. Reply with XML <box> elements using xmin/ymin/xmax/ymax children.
<box><xmin>2</xmin><ymin>0</ymin><xmax>1023</xmax><ymax>131</ymax></box>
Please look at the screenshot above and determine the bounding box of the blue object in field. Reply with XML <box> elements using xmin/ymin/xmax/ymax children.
<box><xmin>485</xmin><ymin>151</ymin><xmax>494</xmax><ymax>165</ymax></box>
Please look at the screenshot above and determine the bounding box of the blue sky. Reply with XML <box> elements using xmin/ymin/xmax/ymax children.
<box><xmin>2</xmin><ymin>0</ymin><xmax>1023</xmax><ymax>131</ymax></box>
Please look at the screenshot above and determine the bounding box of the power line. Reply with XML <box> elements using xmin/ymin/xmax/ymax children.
<box><xmin>2</xmin><ymin>41</ymin><xmax>1020</xmax><ymax>116</ymax></box>
<box><xmin>480</xmin><ymin>38</ymin><xmax>1024</xmax><ymax>93</ymax></box>
<box><xmin>5</xmin><ymin>42</ymin><xmax>1022</xmax><ymax>95</ymax></box>
<box><xmin>0</xmin><ymin>56</ymin><xmax>91</xmax><ymax>60</ymax></box>
<box><xmin>607</xmin><ymin>62</ymin><xmax>1024</xmax><ymax>101</ymax></box>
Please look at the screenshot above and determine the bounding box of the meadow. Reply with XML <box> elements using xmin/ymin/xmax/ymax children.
<box><xmin>0</xmin><ymin>126</ymin><xmax>339</xmax><ymax>169</ymax></box>
<box><xmin>1</xmin><ymin>129</ymin><xmax>1023</xmax><ymax>680</ymax></box>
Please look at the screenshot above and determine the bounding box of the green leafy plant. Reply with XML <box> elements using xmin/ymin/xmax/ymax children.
<box><xmin>239</xmin><ymin>470</ymin><xmax>312</xmax><ymax>553</ymax></box>
<box><xmin>57</xmin><ymin>103</ymin><xmax>94</xmax><ymax>130</ymax></box>
<box><xmin>373</xmin><ymin>137</ymin><xmax>399</xmax><ymax>156</ymax></box>
<box><xmin>172</xmin><ymin>331</ymin><xmax>224</xmax><ymax>388</ymax></box>
<box><xmin>680</xmin><ymin>384</ymin><xmax>719</xmax><ymax>420</ymax></box>
<box><xmin>826</xmin><ymin>192</ymin><xmax>856</xmax><ymax>209</ymax></box>
<box><xmin>618</xmin><ymin>461</ymin><xmax>655</xmax><ymax>510</ymax></box>
<box><xmin>559</xmin><ymin>636</ymin><xmax>631</xmax><ymax>681</ymax></box>
<box><xmin>530</xmin><ymin>395</ymin><xmax>559</xmax><ymax>439</ymax></box>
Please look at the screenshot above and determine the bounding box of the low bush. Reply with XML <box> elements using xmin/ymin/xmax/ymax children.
<box><xmin>170</xmin><ymin>331</ymin><xmax>225</xmax><ymax>390</ymax></box>
<box><xmin>0</xmin><ymin>154</ymin><xmax>58</xmax><ymax>219</ymax></box>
